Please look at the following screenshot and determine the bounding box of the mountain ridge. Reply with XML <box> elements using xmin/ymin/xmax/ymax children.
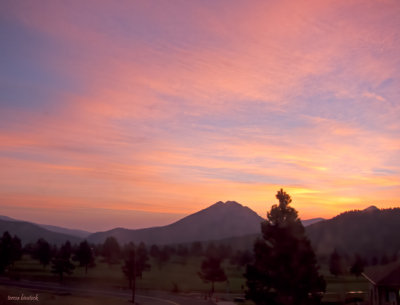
<box><xmin>0</xmin><ymin>215</ymin><xmax>91</xmax><ymax>239</ymax></box>
<box><xmin>0</xmin><ymin>201</ymin><xmax>345</xmax><ymax>247</ymax></box>
<box><xmin>87</xmin><ymin>200</ymin><xmax>264</xmax><ymax>244</ymax></box>
<box><xmin>0</xmin><ymin>219</ymin><xmax>82</xmax><ymax>245</ymax></box>
<box><xmin>306</xmin><ymin>206</ymin><xmax>400</xmax><ymax>259</ymax></box>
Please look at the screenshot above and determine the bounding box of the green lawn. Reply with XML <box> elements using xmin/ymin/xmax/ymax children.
<box><xmin>323</xmin><ymin>276</ymin><xmax>368</xmax><ymax>304</ymax></box>
<box><xmin>8</xmin><ymin>255</ymin><xmax>369</xmax><ymax>304</ymax></box>
<box><xmin>138</xmin><ymin>256</ymin><xmax>246</xmax><ymax>293</ymax></box>
<box><xmin>318</xmin><ymin>264</ymin><xmax>369</xmax><ymax>304</ymax></box>
<box><xmin>10</xmin><ymin>255</ymin><xmax>246</xmax><ymax>293</ymax></box>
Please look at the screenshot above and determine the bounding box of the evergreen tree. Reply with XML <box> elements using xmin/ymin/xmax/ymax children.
<box><xmin>122</xmin><ymin>242</ymin><xmax>150</xmax><ymax>304</ymax></box>
<box><xmin>73</xmin><ymin>240</ymin><xmax>95</xmax><ymax>274</ymax></box>
<box><xmin>150</xmin><ymin>244</ymin><xmax>160</xmax><ymax>258</ymax></box>
<box><xmin>198</xmin><ymin>255</ymin><xmax>227</xmax><ymax>296</ymax></box>
<box><xmin>135</xmin><ymin>242</ymin><xmax>150</xmax><ymax>279</ymax></box>
<box><xmin>190</xmin><ymin>241</ymin><xmax>203</xmax><ymax>256</ymax></box>
<box><xmin>350</xmin><ymin>254</ymin><xmax>365</xmax><ymax>277</ymax></box>
<box><xmin>11</xmin><ymin>235</ymin><xmax>22</xmax><ymax>262</ymax></box>
<box><xmin>0</xmin><ymin>232</ymin><xmax>22</xmax><ymax>273</ymax></box>
<box><xmin>102</xmin><ymin>236</ymin><xmax>121</xmax><ymax>264</ymax></box>
<box><xmin>329</xmin><ymin>249</ymin><xmax>343</xmax><ymax>277</ymax></box>
<box><xmin>51</xmin><ymin>241</ymin><xmax>75</xmax><ymax>282</ymax></box>
<box><xmin>205</xmin><ymin>242</ymin><xmax>218</xmax><ymax>259</ymax></box>
<box><xmin>177</xmin><ymin>244</ymin><xmax>189</xmax><ymax>257</ymax></box>
<box><xmin>155</xmin><ymin>245</ymin><xmax>171</xmax><ymax>269</ymax></box>
<box><xmin>245</xmin><ymin>189</ymin><xmax>325</xmax><ymax>305</ymax></box>
<box><xmin>60</xmin><ymin>241</ymin><xmax>72</xmax><ymax>259</ymax></box>
<box><xmin>33</xmin><ymin>238</ymin><xmax>52</xmax><ymax>268</ymax></box>
<box><xmin>122</xmin><ymin>243</ymin><xmax>136</xmax><ymax>291</ymax></box>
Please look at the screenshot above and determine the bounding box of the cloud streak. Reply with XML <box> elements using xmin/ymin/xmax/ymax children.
<box><xmin>0</xmin><ymin>0</ymin><xmax>399</xmax><ymax>230</ymax></box>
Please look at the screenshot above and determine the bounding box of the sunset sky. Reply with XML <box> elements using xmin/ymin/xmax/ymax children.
<box><xmin>1</xmin><ymin>0</ymin><xmax>399</xmax><ymax>231</ymax></box>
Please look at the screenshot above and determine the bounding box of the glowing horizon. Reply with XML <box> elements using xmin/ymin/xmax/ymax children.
<box><xmin>1</xmin><ymin>0</ymin><xmax>399</xmax><ymax>231</ymax></box>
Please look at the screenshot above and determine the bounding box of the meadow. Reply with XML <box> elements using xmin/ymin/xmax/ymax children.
<box><xmin>9</xmin><ymin>254</ymin><xmax>245</xmax><ymax>293</ymax></box>
<box><xmin>3</xmin><ymin>254</ymin><xmax>369</xmax><ymax>304</ymax></box>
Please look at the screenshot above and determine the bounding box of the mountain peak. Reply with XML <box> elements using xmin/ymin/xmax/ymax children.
<box><xmin>224</xmin><ymin>200</ymin><xmax>241</xmax><ymax>206</ymax></box>
<box><xmin>212</xmin><ymin>200</ymin><xmax>241</xmax><ymax>206</ymax></box>
<box><xmin>363</xmin><ymin>205</ymin><xmax>379</xmax><ymax>213</ymax></box>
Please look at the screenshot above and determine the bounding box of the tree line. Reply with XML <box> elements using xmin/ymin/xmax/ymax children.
<box><xmin>328</xmin><ymin>247</ymin><xmax>399</xmax><ymax>278</ymax></box>
<box><xmin>3</xmin><ymin>189</ymin><xmax>322</xmax><ymax>305</ymax></box>
<box><xmin>306</xmin><ymin>207</ymin><xmax>400</xmax><ymax>266</ymax></box>
<box><xmin>0</xmin><ymin>229</ymin><xmax>254</xmax><ymax>302</ymax></box>
<box><xmin>3</xmin><ymin>189</ymin><xmax>388</xmax><ymax>305</ymax></box>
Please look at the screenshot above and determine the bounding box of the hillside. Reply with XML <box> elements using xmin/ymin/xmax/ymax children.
<box><xmin>0</xmin><ymin>219</ymin><xmax>82</xmax><ymax>246</ymax></box>
<box><xmin>0</xmin><ymin>214</ymin><xmax>91</xmax><ymax>239</ymax></box>
<box><xmin>306</xmin><ymin>206</ymin><xmax>400</xmax><ymax>259</ymax></box>
<box><xmin>88</xmin><ymin>201</ymin><xmax>264</xmax><ymax>245</ymax></box>
<box><xmin>39</xmin><ymin>224</ymin><xmax>91</xmax><ymax>239</ymax></box>
<box><xmin>302</xmin><ymin>217</ymin><xmax>325</xmax><ymax>226</ymax></box>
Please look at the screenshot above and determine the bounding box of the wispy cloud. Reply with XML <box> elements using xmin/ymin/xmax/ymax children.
<box><xmin>0</xmin><ymin>0</ymin><xmax>399</xmax><ymax>229</ymax></box>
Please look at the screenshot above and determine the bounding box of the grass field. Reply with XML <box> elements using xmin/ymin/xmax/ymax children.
<box><xmin>6</xmin><ymin>255</ymin><xmax>369</xmax><ymax>304</ymax></box>
<box><xmin>319</xmin><ymin>265</ymin><xmax>369</xmax><ymax>304</ymax></box>
<box><xmin>9</xmin><ymin>255</ymin><xmax>246</xmax><ymax>293</ymax></box>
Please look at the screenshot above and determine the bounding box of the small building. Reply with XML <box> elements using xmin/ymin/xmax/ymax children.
<box><xmin>362</xmin><ymin>261</ymin><xmax>400</xmax><ymax>305</ymax></box>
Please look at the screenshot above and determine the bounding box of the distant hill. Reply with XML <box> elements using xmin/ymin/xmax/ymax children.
<box><xmin>0</xmin><ymin>219</ymin><xmax>82</xmax><ymax>246</ymax></box>
<box><xmin>0</xmin><ymin>215</ymin><xmax>91</xmax><ymax>239</ymax></box>
<box><xmin>306</xmin><ymin>206</ymin><xmax>400</xmax><ymax>259</ymax></box>
<box><xmin>0</xmin><ymin>203</ymin><xmax>325</xmax><ymax>247</ymax></box>
<box><xmin>0</xmin><ymin>215</ymin><xmax>17</xmax><ymax>222</ymax></box>
<box><xmin>39</xmin><ymin>224</ymin><xmax>91</xmax><ymax>239</ymax></box>
<box><xmin>88</xmin><ymin>201</ymin><xmax>264</xmax><ymax>245</ymax></box>
<box><xmin>301</xmin><ymin>217</ymin><xmax>325</xmax><ymax>227</ymax></box>
<box><xmin>196</xmin><ymin>218</ymin><xmax>324</xmax><ymax>252</ymax></box>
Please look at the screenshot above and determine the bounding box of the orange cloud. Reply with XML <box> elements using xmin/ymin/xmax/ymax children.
<box><xmin>1</xmin><ymin>0</ymin><xmax>399</xmax><ymax>230</ymax></box>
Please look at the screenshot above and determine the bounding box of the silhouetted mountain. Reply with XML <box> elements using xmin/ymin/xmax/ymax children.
<box><xmin>0</xmin><ymin>203</ymin><xmax>326</xmax><ymax>247</ymax></box>
<box><xmin>301</xmin><ymin>217</ymin><xmax>325</xmax><ymax>227</ymax></box>
<box><xmin>0</xmin><ymin>219</ymin><xmax>81</xmax><ymax>246</ymax></box>
<box><xmin>0</xmin><ymin>215</ymin><xmax>91</xmax><ymax>239</ymax></box>
<box><xmin>0</xmin><ymin>215</ymin><xmax>17</xmax><ymax>222</ymax></box>
<box><xmin>39</xmin><ymin>224</ymin><xmax>91</xmax><ymax>239</ymax></box>
<box><xmin>306</xmin><ymin>207</ymin><xmax>400</xmax><ymax>259</ymax></box>
<box><xmin>88</xmin><ymin>201</ymin><xmax>264</xmax><ymax>245</ymax></box>
<box><xmin>362</xmin><ymin>205</ymin><xmax>380</xmax><ymax>213</ymax></box>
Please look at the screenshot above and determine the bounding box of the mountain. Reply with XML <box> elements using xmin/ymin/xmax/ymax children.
<box><xmin>306</xmin><ymin>206</ymin><xmax>400</xmax><ymax>259</ymax></box>
<box><xmin>0</xmin><ymin>219</ymin><xmax>82</xmax><ymax>246</ymax></box>
<box><xmin>0</xmin><ymin>215</ymin><xmax>91</xmax><ymax>239</ymax></box>
<box><xmin>301</xmin><ymin>217</ymin><xmax>325</xmax><ymax>227</ymax></box>
<box><xmin>363</xmin><ymin>205</ymin><xmax>380</xmax><ymax>213</ymax></box>
<box><xmin>39</xmin><ymin>224</ymin><xmax>91</xmax><ymax>239</ymax></box>
<box><xmin>88</xmin><ymin>201</ymin><xmax>264</xmax><ymax>245</ymax></box>
<box><xmin>0</xmin><ymin>215</ymin><xmax>17</xmax><ymax>222</ymax></box>
<box><xmin>0</xmin><ymin>203</ymin><xmax>326</xmax><ymax>247</ymax></box>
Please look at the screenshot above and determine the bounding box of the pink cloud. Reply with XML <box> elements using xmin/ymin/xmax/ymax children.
<box><xmin>1</xmin><ymin>0</ymin><xmax>399</xmax><ymax>228</ymax></box>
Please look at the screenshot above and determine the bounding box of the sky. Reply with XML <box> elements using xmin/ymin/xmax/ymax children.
<box><xmin>0</xmin><ymin>0</ymin><xmax>399</xmax><ymax>231</ymax></box>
